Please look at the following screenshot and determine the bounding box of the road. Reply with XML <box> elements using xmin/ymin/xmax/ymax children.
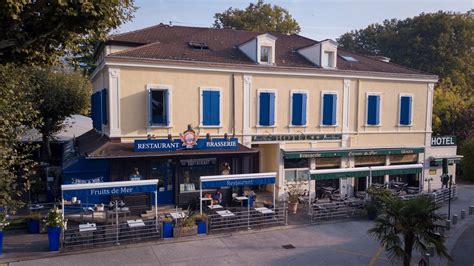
<box><xmin>450</xmin><ymin>224</ymin><xmax>474</xmax><ymax>266</ymax></box>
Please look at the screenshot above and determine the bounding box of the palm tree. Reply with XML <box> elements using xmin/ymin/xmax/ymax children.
<box><xmin>367</xmin><ymin>188</ymin><xmax>451</xmax><ymax>266</ymax></box>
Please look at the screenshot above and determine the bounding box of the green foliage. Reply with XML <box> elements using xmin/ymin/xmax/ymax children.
<box><xmin>0</xmin><ymin>211</ymin><xmax>9</xmax><ymax>231</ymax></box>
<box><xmin>284</xmin><ymin>179</ymin><xmax>307</xmax><ymax>203</ymax></box>
<box><xmin>213</xmin><ymin>1</ymin><xmax>300</xmax><ymax>34</ymax></box>
<box><xmin>45</xmin><ymin>207</ymin><xmax>64</xmax><ymax>228</ymax></box>
<box><xmin>28</xmin><ymin>68</ymin><xmax>91</xmax><ymax>160</ymax></box>
<box><xmin>0</xmin><ymin>0</ymin><xmax>136</xmax><ymax>70</ymax></box>
<box><xmin>367</xmin><ymin>189</ymin><xmax>450</xmax><ymax>266</ymax></box>
<box><xmin>460</xmin><ymin>138</ymin><xmax>474</xmax><ymax>181</ymax></box>
<box><xmin>0</xmin><ymin>64</ymin><xmax>40</xmax><ymax>215</ymax></box>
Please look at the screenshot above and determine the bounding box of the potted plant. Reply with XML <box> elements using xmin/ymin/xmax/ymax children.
<box><xmin>173</xmin><ymin>210</ymin><xmax>197</xmax><ymax>238</ymax></box>
<box><xmin>27</xmin><ymin>212</ymin><xmax>42</xmax><ymax>234</ymax></box>
<box><xmin>0</xmin><ymin>212</ymin><xmax>9</xmax><ymax>256</ymax></box>
<box><xmin>285</xmin><ymin>179</ymin><xmax>307</xmax><ymax>214</ymax></box>
<box><xmin>194</xmin><ymin>214</ymin><xmax>207</xmax><ymax>235</ymax></box>
<box><xmin>162</xmin><ymin>217</ymin><xmax>173</xmax><ymax>238</ymax></box>
<box><xmin>364</xmin><ymin>201</ymin><xmax>378</xmax><ymax>220</ymax></box>
<box><xmin>44</xmin><ymin>207</ymin><xmax>64</xmax><ymax>251</ymax></box>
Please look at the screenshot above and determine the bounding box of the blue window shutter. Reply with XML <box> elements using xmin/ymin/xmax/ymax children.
<box><xmin>259</xmin><ymin>93</ymin><xmax>270</xmax><ymax>126</ymax></box>
<box><xmin>367</xmin><ymin>95</ymin><xmax>380</xmax><ymax>125</ymax></box>
<box><xmin>148</xmin><ymin>90</ymin><xmax>152</xmax><ymax>126</ymax></box>
<box><xmin>331</xmin><ymin>94</ymin><xmax>337</xmax><ymax>125</ymax></box>
<box><xmin>301</xmin><ymin>93</ymin><xmax>307</xmax><ymax>125</ymax></box>
<box><xmin>164</xmin><ymin>90</ymin><xmax>169</xmax><ymax>125</ymax></box>
<box><xmin>323</xmin><ymin>94</ymin><xmax>336</xmax><ymax>125</ymax></box>
<box><xmin>269</xmin><ymin>93</ymin><xmax>275</xmax><ymax>125</ymax></box>
<box><xmin>400</xmin><ymin>96</ymin><xmax>412</xmax><ymax>125</ymax></box>
<box><xmin>210</xmin><ymin>91</ymin><xmax>220</xmax><ymax>125</ymax></box>
<box><xmin>91</xmin><ymin>94</ymin><xmax>96</xmax><ymax>130</ymax></box>
<box><xmin>292</xmin><ymin>93</ymin><xmax>302</xmax><ymax>125</ymax></box>
<box><xmin>101</xmin><ymin>89</ymin><xmax>108</xmax><ymax>125</ymax></box>
<box><xmin>91</xmin><ymin>92</ymin><xmax>102</xmax><ymax>131</ymax></box>
<box><xmin>202</xmin><ymin>91</ymin><xmax>212</xmax><ymax>125</ymax></box>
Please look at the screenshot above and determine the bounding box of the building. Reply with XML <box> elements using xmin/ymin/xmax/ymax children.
<box><xmin>65</xmin><ymin>24</ymin><xmax>460</xmax><ymax>211</ymax></box>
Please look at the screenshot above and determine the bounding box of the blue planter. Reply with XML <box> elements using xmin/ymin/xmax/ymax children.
<box><xmin>47</xmin><ymin>226</ymin><xmax>61</xmax><ymax>251</ymax></box>
<box><xmin>27</xmin><ymin>220</ymin><xmax>40</xmax><ymax>234</ymax></box>
<box><xmin>163</xmin><ymin>222</ymin><xmax>173</xmax><ymax>238</ymax></box>
<box><xmin>0</xmin><ymin>231</ymin><xmax>3</xmax><ymax>256</ymax></box>
<box><xmin>196</xmin><ymin>221</ymin><xmax>206</xmax><ymax>234</ymax></box>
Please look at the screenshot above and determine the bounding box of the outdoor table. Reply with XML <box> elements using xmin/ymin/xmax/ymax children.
<box><xmin>79</xmin><ymin>223</ymin><xmax>97</xmax><ymax>232</ymax></box>
<box><xmin>127</xmin><ymin>219</ymin><xmax>146</xmax><ymax>228</ymax></box>
<box><xmin>255</xmin><ymin>207</ymin><xmax>274</xmax><ymax>214</ymax></box>
<box><xmin>216</xmin><ymin>210</ymin><xmax>235</xmax><ymax>217</ymax></box>
<box><xmin>208</xmin><ymin>204</ymin><xmax>223</xmax><ymax>210</ymax></box>
<box><xmin>234</xmin><ymin>196</ymin><xmax>248</xmax><ymax>207</ymax></box>
<box><xmin>169</xmin><ymin>211</ymin><xmax>186</xmax><ymax>220</ymax></box>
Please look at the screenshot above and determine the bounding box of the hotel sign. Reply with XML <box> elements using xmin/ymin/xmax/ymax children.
<box><xmin>134</xmin><ymin>138</ymin><xmax>238</xmax><ymax>152</ymax></box>
<box><xmin>251</xmin><ymin>134</ymin><xmax>341</xmax><ymax>142</ymax></box>
<box><xmin>431</xmin><ymin>136</ymin><xmax>456</xmax><ymax>146</ymax></box>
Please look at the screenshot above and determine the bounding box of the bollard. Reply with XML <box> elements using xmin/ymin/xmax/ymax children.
<box><xmin>446</xmin><ymin>220</ymin><xmax>451</xmax><ymax>230</ymax></box>
<box><xmin>461</xmin><ymin>210</ymin><xmax>466</xmax><ymax>219</ymax></box>
<box><xmin>470</xmin><ymin>206</ymin><xmax>474</xmax><ymax>215</ymax></box>
<box><xmin>452</xmin><ymin>214</ymin><xmax>458</xmax><ymax>225</ymax></box>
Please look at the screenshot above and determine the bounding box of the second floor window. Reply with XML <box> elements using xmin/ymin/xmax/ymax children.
<box><xmin>322</xmin><ymin>93</ymin><xmax>337</xmax><ymax>126</ymax></box>
<box><xmin>260</xmin><ymin>46</ymin><xmax>270</xmax><ymax>63</ymax></box>
<box><xmin>149</xmin><ymin>89</ymin><xmax>169</xmax><ymax>126</ymax></box>
<box><xmin>202</xmin><ymin>90</ymin><xmax>220</xmax><ymax>126</ymax></box>
<box><xmin>399</xmin><ymin>95</ymin><xmax>413</xmax><ymax>125</ymax></box>
<box><xmin>367</xmin><ymin>94</ymin><xmax>381</xmax><ymax>126</ymax></box>
<box><xmin>291</xmin><ymin>92</ymin><xmax>307</xmax><ymax>126</ymax></box>
<box><xmin>259</xmin><ymin>92</ymin><xmax>275</xmax><ymax>126</ymax></box>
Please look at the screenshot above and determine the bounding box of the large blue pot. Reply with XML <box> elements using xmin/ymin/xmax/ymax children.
<box><xmin>163</xmin><ymin>222</ymin><xmax>173</xmax><ymax>238</ymax></box>
<box><xmin>0</xmin><ymin>231</ymin><xmax>3</xmax><ymax>256</ymax></box>
<box><xmin>27</xmin><ymin>219</ymin><xmax>40</xmax><ymax>234</ymax></box>
<box><xmin>47</xmin><ymin>226</ymin><xmax>61</xmax><ymax>251</ymax></box>
<box><xmin>196</xmin><ymin>221</ymin><xmax>206</xmax><ymax>234</ymax></box>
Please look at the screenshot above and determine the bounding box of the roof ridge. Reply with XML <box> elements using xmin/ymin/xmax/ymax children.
<box><xmin>110</xmin><ymin>23</ymin><xmax>166</xmax><ymax>39</ymax></box>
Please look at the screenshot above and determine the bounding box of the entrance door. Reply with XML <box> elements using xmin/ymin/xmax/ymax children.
<box><xmin>151</xmin><ymin>161</ymin><xmax>175</xmax><ymax>204</ymax></box>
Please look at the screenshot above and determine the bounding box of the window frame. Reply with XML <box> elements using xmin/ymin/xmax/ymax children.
<box><xmin>257</xmin><ymin>89</ymin><xmax>277</xmax><ymax>127</ymax></box>
<box><xmin>320</xmin><ymin>91</ymin><xmax>339</xmax><ymax>127</ymax></box>
<box><xmin>398</xmin><ymin>93</ymin><xmax>414</xmax><ymax>127</ymax></box>
<box><xmin>199</xmin><ymin>87</ymin><xmax>223</xmax><ymax>128</ymax></box>
<box><xmin>322</xmin><ymin>51</ymin><xmax>335</xmax><ymax>68</ymax></box>
<box><xmin>146</xmin><ymin>84</ymin><xmax>173</xmax><ymax>128</ymax></box>
<box><xmin>259</xmin><ymin>46</ymin><xmax>271</xmax><ymax>64</ymax></box>
<box><xmin>365</xmin><ymin>92</ymin><xmax>382</xmax><ymax>127</ymax></box>
<box><xmin>289</xmin><ymin>90</ymin><xmax>309</xmax><ymax>127</ymax></box>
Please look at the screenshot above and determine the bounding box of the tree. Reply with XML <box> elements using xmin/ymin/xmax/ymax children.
<box><xmin>0</xmin><ymin>0</ymin><xmax>136</xmax><ymax>69</ymax></box>
<box><xmin>213</xmin><ymin>1</ymin><xmax>301</xmax><ymax>34</ymax></box>
<box><xmin>460</xmin><ymin>138</ymin><xmax>474</xmax><ymax>181</ymax></box>
<box><xmin>29</xmin><ymin>68</ymin><xmax>91</xmax><ymax>161</ymax></box>
<box><xmin>368</xmin><ymin>188</ymin><xmax>451</xmax><ymax>266</ymax></box>
<box><xmin>0</xmin><ymin>65</ymin><xmax>40</xmax><ymax>213</ymax></box>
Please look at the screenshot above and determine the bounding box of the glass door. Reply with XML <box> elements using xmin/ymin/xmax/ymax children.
<box><xmin>151</xmin><ymin>160</ymin><xmax>175</xmax><ymax>204</ymax></box>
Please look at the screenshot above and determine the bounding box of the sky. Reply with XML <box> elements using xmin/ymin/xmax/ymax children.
<box><xmin>117</xmin><ymin>0</ymin><xmax>473</xmax><ymax>40</ymax></box>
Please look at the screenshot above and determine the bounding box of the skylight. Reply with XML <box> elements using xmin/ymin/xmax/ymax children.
<box><xmin>188</xmin><ymin>42</ymin><xmax>209</xmax><ymax>50</ymax></box>
<box><xmin>340</xmin><ymin>55</ymin><xmax>358</xmax><ymax>62</ymax></box>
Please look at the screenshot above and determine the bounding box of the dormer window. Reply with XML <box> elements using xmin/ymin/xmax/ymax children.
<box><xmin>260</xmin><ymin>46</ymin><xmax>271</xmax><ymax>63</ymax></box>
<box><xmin>322</xmin><ymin>51</ymin><xmax>334</xmax><ymax>68</ymax></box>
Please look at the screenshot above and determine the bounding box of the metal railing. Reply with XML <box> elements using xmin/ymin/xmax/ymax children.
<box><xmin>430</xmin><ymin>186</ymin><xmax>457</xmax><ymax>206</ymax></box>
<box><xmin>63</xmin><ymin>220</ymin><xmax>161</xmax><ymax>250</ymax></box>
<box><xmin>207</xmin><ymin>206</ymin><xmax>287</xmax><ymax>233</ymax></box>
<box><xmin>309</xmin><ymin>199</ymin><xmax>366</xmax><ymax>222</ymax></box>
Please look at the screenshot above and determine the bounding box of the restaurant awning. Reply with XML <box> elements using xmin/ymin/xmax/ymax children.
<box><xmin>309</xmin><ymin>167</ymin><xmax>370</xmax><ymax>180</ymax></box>
<box><xmin>284</xmin><ymin>147</ymin><xmax>425</xmax><ymax>159</ymax></box>
<box><xmin>309</xmin><ymin>164</ymin><xmax>423</xmax><ymax>180</ymax></box>
<box><xmin>429</xmin><ymin>156</ymin><xmax>462</xmax><ymax>166</ymax></box>
<box><xmin>61</xmin><ymin>179</ymin><xmax>159</xmax><ymax>199</ymax></box>
<box><xmin>200</xmin><ymin>172</ymin><xmax>276</xmax><ymax>189</ymax></box>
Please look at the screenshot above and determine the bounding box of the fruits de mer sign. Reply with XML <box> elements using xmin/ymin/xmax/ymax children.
<box><xmin>134</xmin><ymin>138</ymin><xmax>238</xmax><ymax>152</ymax></box>
<box><xmin>62</xmin><ymin>184</ymin><xmax>157</xmax><ymax>199</ymax></box>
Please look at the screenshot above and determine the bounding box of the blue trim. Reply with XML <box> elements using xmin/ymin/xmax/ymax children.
<box><xmin>202</xmin><ymin>90</ymin><xmax>220</xmax><ymax>126</ymax></box>
<box><xmin>134</xmin><ymin>138</ymin><xmax>238</xmax><ymax>152</ymax></box>
<box><xmin>367</xmin><ymin>95</ymin><xmax>380</xmax><ymax>125</ymax></box>
<box><xmin>322</xmin><ymin>94</ymin><xmax>337</xmax><ymax>125</ymax></box>
<box><xmin>201</xmin><ymin>177</ymin><xmax>275</xmax><ymax>189</ymax></box>
<box><xmin>259</xmin><ymin>92</ymin><xmax>275</xmax><ymax>126</ymax></box>
<box><xmin>292</xmin><ymin>93</ymin><xmax>306</xmax><ymax>126</ymax></box>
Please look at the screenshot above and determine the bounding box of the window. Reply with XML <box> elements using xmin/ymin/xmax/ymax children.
<box><xmin>260</xmin><ymin>46</ymin><xmax>270</xmax><ymax>63</ymax></box>
<box><xmin>322</xmin><ymin>51</ymin><xmax>334</xmax><ymax>68</ymax></box>
<box><xmin>201</xmin><ymin>90</ymin><xmax>220</xmax><ymax>126</ymax></box>
<box><xmin>291</xmin><ymin>92</ymin><xmax>307</xmax><ymax>126</ymax></box>
<box><xmin>91</xmin><ymin>91</ymin><xmax>102</xmax><ymax>131</ymax></box>
<box><xmin>322</xmin><ymin>93</ymin><xmax>337</xmax><ymax>126</ymax></box>
<box><xmin>101</xmin><ymin>89</ymin><xmax>108</xmax><ymax>125</ymax></box>
<box><xmin>366</xmin><ymin>94</ymin><xmax>381</xmax><ymax>126</ymax></box>
<box><xmin>179</xmin><ymin>158</ymin><xmax>217</xmax><ymax>193</ymax></box>
<box><xmin>149</xmin><ymin>89</ymin><xmax>169</xmax><ymax>126</ymax></box>
<box><xmin>399</xmin><ymin>95</ymin><xmax>413</xmax><ymax>126</ymax></box>
<box><xmin>340</xmin><ymin>55</ymin><xmax>358</xmax><ymax>62</ymax></box>
<box><xmin>258</xmin><ymin>91</ymin><xmax>276</xmax><ymax>126</ymax></box>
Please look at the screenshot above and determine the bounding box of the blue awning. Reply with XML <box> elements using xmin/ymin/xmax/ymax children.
<box><xmin>61</xmin><ymin>180</ymin><xmax>158</xmax><ymax>200</ymax></box>
<box><xmin>200</xmin><ymin>173</ymin><xmax>276</xmax><ymax>189</ymax></box>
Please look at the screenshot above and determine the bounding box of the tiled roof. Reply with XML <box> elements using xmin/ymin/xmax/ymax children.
<box><xmin>105</xmin><ymin>24</ymin><xmax>430</xmax><ymax>76</ymax></box>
